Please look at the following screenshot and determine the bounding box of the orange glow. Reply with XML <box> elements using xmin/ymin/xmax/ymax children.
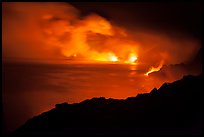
<box><xmin>90</xmin><ymin>52</ymin><xmax>119</xmax><ymax>62</ymax></box>
<box><xmin>108</xmin><ymin>53</ymin><xmax>118</xmax><ymax>62</ymax></box>
<box><xmin>87</xmin><ymin>52</ymin><xmax>138</xmax><ymax>64</ymax></box>
<box><xmin>129</xmin><ymin>55</ymin><xmax>137</xmax><ymax>63</ymax></box>
<box><xmin>2</xmin><ymin>2</ymin><xmax>200</xmax><ymax>66</ymax></box>
<box><xmin>145</xmin><ymin>61</ymin><xmax>164</xmax><ymax>76</ymax></box>
<box><xmin>126</xmin><ymin>53</ymin><xmax>138</xmax><ymax>64</ymax></box>
<box><xmin>2</xmin><ymin>3</ymin><xmax>202</xmax><ymax>135</ymax></box>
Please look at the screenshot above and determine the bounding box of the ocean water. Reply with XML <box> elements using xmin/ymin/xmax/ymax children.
<box><xmin>2</xmin><ymin>62</ymin><xmax>164</xmax><ymax>134</ymax></box>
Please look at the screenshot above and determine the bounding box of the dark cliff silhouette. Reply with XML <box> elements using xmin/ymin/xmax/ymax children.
<box><xmin>12</xmin><ymin>74</ymin><xmax>203</xmax><ymax>136</ymax></box>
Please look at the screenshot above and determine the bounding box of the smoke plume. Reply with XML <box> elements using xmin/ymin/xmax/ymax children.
<box><xmin>2</xmin><ymin>2</ymin><xmax>201</xmax><ymax>68</ymax></box>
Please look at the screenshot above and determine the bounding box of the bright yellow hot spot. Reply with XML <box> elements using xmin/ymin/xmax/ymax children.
<box><xmin>128</xmin><ymin>53</ymin><xmax>137</xmax><ymax>63</ymax></box>
<box><xmin>124</xmin><ymin>53</ymin><xmax>138</xmax><ymax>64</ymax></box>
<box><xmin>108</xmin><ymin>53</ymin><xmax>118</xmax><ymax>62</ymax></box>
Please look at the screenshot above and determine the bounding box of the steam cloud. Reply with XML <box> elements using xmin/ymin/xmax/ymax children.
<box><xmin>2</xmin><ymin>2</ymin><xmax>201</xmax><ymax>67</ymax></box>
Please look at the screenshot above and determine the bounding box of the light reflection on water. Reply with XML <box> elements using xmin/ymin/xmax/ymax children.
<box><xmin>2</xmin><ymin>63</ymin><xmax>164</xmax><ymax>134</ymax></box>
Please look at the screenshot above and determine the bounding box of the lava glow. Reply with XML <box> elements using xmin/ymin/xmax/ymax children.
<box><xmin>92</xmin><ymin>52</ymin><xmax>138</xmax><ymax>64</ymax></box>
<box><xmin>108</xmin><ymin>53</ymin><xmax>118</xmax><ymax>62</ymax></box>
<box><xmin>129</xmin><ymin>55</ymin><xmax>137</xmax><ymax>63</ymax></box>
<box><xmin>2</xmin><ymin>3</ymin><xmax>202</xmax><ymax>135</ymax></box>
<box><xmin>126</xmin><ymin>53</ymin><xmax>138</xmax><ymax>64</ymax></box>
<box><xmin>145</xmin><ymin>61</ymin><xmax>164</xmax><ymax>76</ymax></box>
<box><xmin>2</xmin><ymin>2</ymin><xmax>201</xmax><ymax>71</ymax></box>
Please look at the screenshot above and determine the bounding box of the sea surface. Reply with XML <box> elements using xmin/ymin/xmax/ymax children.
<box><xmin>2</xmin><ymin>62</ymin><xmax>164</xmax><ymax>134</ymax></box>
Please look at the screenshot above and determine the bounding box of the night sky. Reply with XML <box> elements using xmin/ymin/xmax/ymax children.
<box><xmin>69</xmin><ymin>2</ymin><xmax>202</xmax><ymax>39</ymax></box>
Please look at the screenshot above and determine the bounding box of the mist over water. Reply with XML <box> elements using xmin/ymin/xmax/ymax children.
<box><xmin>2</xmin><ymin>62</ymin><xmax>163</xmax><ymax>134</ymax></box>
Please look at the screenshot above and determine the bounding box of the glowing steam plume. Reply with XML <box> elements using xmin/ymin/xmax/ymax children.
<box><xmin>2</xmin><ymin>2</ymin><xmax>200</xmax><ymax>67</ymax></box>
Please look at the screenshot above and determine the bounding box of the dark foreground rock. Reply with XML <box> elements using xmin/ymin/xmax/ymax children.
<box><xmin>12</xmin><ymin>74</ymin><xmax>203</xmax><ymax>136</ymax></box>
